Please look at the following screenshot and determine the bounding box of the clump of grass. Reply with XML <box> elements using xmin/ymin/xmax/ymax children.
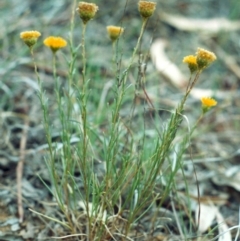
<box><xmin>20</xmin><ymin>1</ymin><xmax>217</xmax><ymax>240</ymax></box>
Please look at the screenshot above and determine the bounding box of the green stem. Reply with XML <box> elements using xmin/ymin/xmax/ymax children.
<box><xmin>30</xmin><ymin>48</ymin><xmax>63</xmax><ymax>209</ymax></box>
<box><xmin>52</xmin><ymin>52</ymin><xmax>57</xmax><ymax>80</ymax></box>
<box><xmin>126</xmin><ymin>69</ymin><xmax>204</xmax><ymax>235</ymax></box>
<box><xmin>67</xmin><ymin>0</ymin><xmax>78</xmax><ymax>120</ymax></box>
<box><xmin>120</xmin><ymin>18</ymin><xmax>148</xmax><ymax>86</ymax></box>
<box><xmin>79</xmin><ymin>21</ymin><xmax>91</xmax><ymax>239</ymax></box>
<box><xmin>112</xmin><ymin>18</ymin><xmax>148</xmax><ymax>124</ymax></box>
<box><xmin>104</xmin><ymin>18</ymin><xmax>150</xmax><ymax>234</ymax></box>
<box><xmin>81</xmin><ymin>23</ymin><xmax>87</xmax><ymax>86</ymax></box>
<box><xmin>52</xmin><ymin>51</ymin><xmax>76</xmax><ymax>231</ymax></box>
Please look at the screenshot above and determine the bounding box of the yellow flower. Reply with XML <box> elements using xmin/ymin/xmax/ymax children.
<box><xmin>43</xmin><ymin>36</ymin><xmax>67</xmax><ymax>53</ymax></box>
<box><xmin>20</xmin><ymin>31</ymin><xmax>41</xmax><ymax>48</ymax></box>
<box><xmin>201</xmin><ymin>97</ymin><xmax>217</xmax><ymax>113</ymax></box>
<box><xmin>138</xmin><ymin>1</ymin><xmax>156</xmax><ymax>19</ymax></box>
<box><xmin>183</xmin><ymin>55</ymin><xmax>198</xmax><ymax>73</ymax></box>
<box><xmin>196</xmin><ymin>48</ymin><xmax>217</xmax><ymax>70</ymax></box>
<box><xmin>77</xmin><ymin>2</ymin><xmax>99</xmax><ymax>24</ymax></box>
<box><xmin>106</xmin><ymin>26</ymin><xmax>124</xmax><ymax>41</ymax></box>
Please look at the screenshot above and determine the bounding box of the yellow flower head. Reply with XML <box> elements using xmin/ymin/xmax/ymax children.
<box><xmin>77</xmin><ymin>2</ymin><xmax>99</xmax><ymax>24</ymax></box>
<box><xmin>183</xmin><ymin>55</ymin><xmax>198</xmax><ymax>73</ymax></box>
<box><xmin>196</xmin><ymin>48</ymin><xmax>217</xmax><ymax>70</ymax></box>
<box><xmin>43</xmin><ymin>36</ymin><xmax>67</xmax><ymax>53</ymax></box>
<box><xmin>20</xmin><ymin>31</ymin><xmax>41</xmax><ymax>48</ymax></box>
<box><xmin>106</xmin><ymin>26</ymin><xmax>124</xmax><ymax>42</ymax></box>
<box><xmin>138</xmin><ymin>1</ymin><xmax>156</xmax><ymax>19</ymax></box>
<box><xmin>201</xmin><ymin>97</ymin><xmax>217</xmax><ymax>113</ymax></box>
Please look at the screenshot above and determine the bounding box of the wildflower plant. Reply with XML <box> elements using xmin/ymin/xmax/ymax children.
<box><xmin>20</xmin><ymin>1</ymin><xmax>219</xmax><ymax>240</ymax></box>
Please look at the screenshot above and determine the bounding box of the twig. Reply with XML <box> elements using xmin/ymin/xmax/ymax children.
<box><xmin>50</xmin><ymin>233</ymin><xmax>87</xmax><ymax>239</ymax></box>
<box><xmin>17</xmin><ymin>117</ymin><xmax>29</xmax><ymax>223</ymax></box>
<box><xmin>234</xmin><ymin>206</ymin><xmax>240</xmax><ymax>241</ymax></box>
<box><xmin>170</xmin><ymin>193</ymin><xmax>184</xmax><ymax>239</ymax></box>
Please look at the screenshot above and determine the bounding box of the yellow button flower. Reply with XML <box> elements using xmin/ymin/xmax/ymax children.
<box><xmin>196</xmin><ymin>48</ymin><xmax>217</xmax><ymax>70</ymax></box>
<box><xmin>20</xmin><ymin>31</ymin><xmax>41</xmax><ymax>48</ymax></box>
<box><xmin>201</xmin><ymin>97</ymin><xmax>217</xmax><ymax>113</ymax></box>
<box><xmin>77</xmin><ymin>2</ymin><xmax>99</xmax><ymax>24</ymax></box>
<box><xmin>106</xmin><ymin>26</ymin><xmax>124</xmax><ymax>42</ymax></box>
<box><xmin>138</xmin><ymin>1</ymin><xmax>156</xmax><ymax>19</ymax></box>
<box><xmin>183</xmin><ymin>55</ymin><xmax>198</xmax><ymax>73</ymax></box>
<box><xmin>43</xmin><ymin>36</ymin><xmax>67</xmax><ymax>53</ymax></box>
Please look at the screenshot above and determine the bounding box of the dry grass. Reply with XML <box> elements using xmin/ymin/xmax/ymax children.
<box><xmin>1</xmin><ymin>0</ymin><xmax>240</xmax><ymax>240</ymax></box>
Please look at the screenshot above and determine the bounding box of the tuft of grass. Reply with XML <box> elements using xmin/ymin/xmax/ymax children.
<box><xmin>19</xmin><ymin>1</ymin><xmax>218</xmax><ymax>240</ymax></box>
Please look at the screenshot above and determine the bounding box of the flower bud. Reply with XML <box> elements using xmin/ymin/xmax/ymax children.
<box><xmin>106</xmin><ymin>26</ymin><xmax>124</xmax><ymax>42</ymax></box>
<box><xmin>77</xmin><ymin>2</ymin><xmax>98</xmax><ymax>24</ymax></box>
<box><xmin>196</xmin><ymin>48</ymin><xmax>217</xmax><ymax>70</ymax></box>
<box><xmin>20</xmin><ymin>31</ymin><xmax>41</xmax><ymax>48</ymax></box>
<box><xmin>183</xmin><ymin>55</ymin><xmax>198</xmax><ymax>73</ymax></box>
<box><xmin>138</xmin><ymin>1</ymin><xmax>156</xmax><ymax>19</ymax></box>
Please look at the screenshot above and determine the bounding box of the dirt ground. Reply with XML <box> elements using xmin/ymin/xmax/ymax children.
<box><xmin>1</xmin><ymin>0</ymin><xmax>240</xmax><ymax>240</ymax></box>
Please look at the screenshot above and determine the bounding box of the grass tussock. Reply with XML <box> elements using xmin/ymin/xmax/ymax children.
<box><xmin>18</xmin><ymin>1</ymin><xmax>221</xmax><ymax>240</ymax></box>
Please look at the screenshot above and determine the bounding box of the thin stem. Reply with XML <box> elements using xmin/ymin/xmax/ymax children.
<box><xmin>67</xmin><ymin>0</ymin><xmax>78</xmax><ymax>120</ymax></box>
<box><xmin>103</xmin><ymin>18</ymin><xmax>150</xmax><ymax>237</ymax></box>
<box><xmin>79</xmin><ymin>21</ymin><xmax>91</xmax><ymax>240</ymax></box>
<box><xmin>68</xmin><ymin>0</ymin><xmax>77</xmax><ymax>93</ymax></box>
<box><xmin>30</xmin><ymin>48</ymin><xmax>53</xmax><ymax>163</ymax></box>
<box><xmin>120</xmin><ymin>18</ymin><xmax>148</xmax><ymax>86</ymax></box>
<box><xmin>30</xmin><ymin>48</ymin><xmax>63</xmax><ymax>208</ymax></box>
<box><xmin>111</xmin><ymin>40</ymin><xmax>119</xmax><ymax>80</ymax></box>
<box><xmin>125</xmin><ymin>68</ymin><xmax>204</xmax><ymax>235</ymax></box>
<box><xmin>52</xmin><ymin>52</ymin><xmax>57</xmax><ymax>80</ymax></box>
<box><xmin>81</xmin><ymin>23</ymin><xmax>87</xmax><ymax>86</ymax></box>
<box><xmin>52</xmin><ymin>51</ymin><xmax>76</xmax><ymax>232</ymax></box>
<box><xmin>112</xmin><ymin>41</ymin><xmax>116</xmax><ymax>64</ymax></box>
<box><xmin>112</xmin><ymin>18</ymin><xmax>148</xmax><ymax>124</ymax></box>
<box><xmin>70</xmin><ymin>0</ymin><xmax>77</xmax><ymax>47</ymax></box>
